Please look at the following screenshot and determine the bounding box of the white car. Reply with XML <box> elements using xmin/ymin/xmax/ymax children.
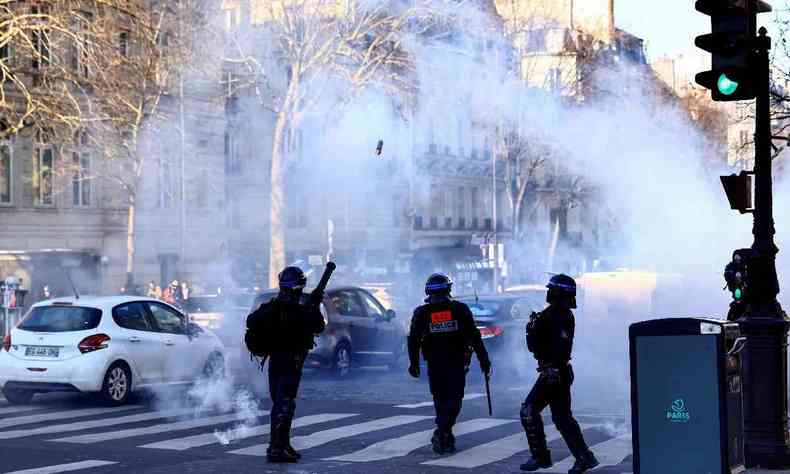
<box><xmin>0</xmin><ymin>296</ymin><xmax>226</xmax><ymax>406</ymax></box>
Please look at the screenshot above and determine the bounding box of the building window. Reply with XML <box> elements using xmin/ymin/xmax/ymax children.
<box><xmin>525</xmin><ymin>29</ymin><xmax>547</xmax><ymax>53</ymax></box>
<box><xmin>34</xmin><ymin>145</ymin><xmax>54</xmax><ymax>206</ymax></box>
<box><xmin>0</xmin><ymin>141</ymin><xmax>12</xmax><ymax>204</ymax></box>
<box><xmin>158</xmin><ymin>157</ymin><xmax>173</xmax><ymax>208</ymax></box>
<box><xmin>197</xmin><ymin>169</ymin><xmax>208</xmax><ymax>208</ymax></box>
<box><xmin>119</xmin><ymin>31</ymin><xmax>129</xmax><ymax>57</ymax></box>
<box><xmin>71</xmin><ymin>11</ymin><xmax>92</xmax><ymax>78</ymax></box>
<box><xmin>72</xmin><ymin>132</ymin><xmax>90</xmax><ymax>207</ymax></box>
<box><xmin>31</xmin><ymin>5</ymin><xmax>50</xmax><ymax>69</ymax></box>
<box><xmin>224</xmin><ymin>130</ymin><xmax>240</xmax><ymax>175</ymax></box>
<box><xmin>224</xmin><ymin>7</ymin><xmax>241</xmax><ymax>31</ymax></box>
<box><xmin>740</xmin><ymin>129</ymin><xmax>750</xmax><ymax>146</ymax></box>
<box><xmin>0</xmin><ymin>33</ymin><xmax>10</xmax><ymax>62</ymax></box>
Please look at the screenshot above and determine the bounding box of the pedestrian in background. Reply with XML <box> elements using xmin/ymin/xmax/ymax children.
<box><xmin>408</xmin><ymin>273</ymin><xmax>491</xmax><ymax>454</ymax></box>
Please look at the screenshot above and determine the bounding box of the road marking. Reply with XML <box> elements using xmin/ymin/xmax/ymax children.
<box><xmin>423</xmin><ymin>426</ymin><xmax>565</xmax><ymax>468</ymax></box>
<box><xmin>395</xmin><ymin>393</ymin><xmax>485</xmax><ymax>409</ymax></box>
<box><xmin>0</xmin><ymin>405</ymin><xmax>140</xmax><ymax>429</ymax></box>
<box><xmin>546</xmin><ymin>433</ymin><xmax>632</xmax><ymax>472</ymax></box>
<box><xmin>140</xmin><ymin>413</ymin><xmax>359</xmax><ymax>451</ymax></box>
<box><xmin>0</xmin><ymin>408</ymin><xmax>193</xmax><ymax>440</ymax></box>
<box><xmin>230</xmin><ymin>415</ymin><xmax>433</xmax><ymax>456</ymax></box>
<box><xmin>4</xmin><ymin>460</ymin><xmax>118</xmax><ymax>474</ymax></box>
<box><xmin>51</xmin><ymin>410</ymin><xmax>267</xmax><ymax>444</ymax></box>
<box><xmin>326</xmin><ymin>417</ymin><xmax>515</xmax><ymax>463</ymax></box>
<box><xmin>0</xmin><ymin>405</ymin><xmax>42</xmax><ymax>417</ymax></box>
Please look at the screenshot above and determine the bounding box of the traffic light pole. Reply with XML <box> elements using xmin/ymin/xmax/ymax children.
<box><xmin>737</xmin><ymin>27</ymin><xmax>790</xmax><ymax>469</ymax></box>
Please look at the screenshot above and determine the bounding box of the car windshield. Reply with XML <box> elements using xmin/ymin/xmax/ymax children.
<box><xmin>463</xmin><ymin>300</ymin><xmax>502</xmax><ymax>318</ymax></box>
<box><xmin>183</xmin><ymin>296</ymin><xmax>225</xmax><ymax>313</ymax></box>
<box><xmin>18</xmin><ymin>305</ymin><xmax>102</xmax><ymax>332</ymax></box>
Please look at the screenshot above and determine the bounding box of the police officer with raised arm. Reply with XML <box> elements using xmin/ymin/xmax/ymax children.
<box><xmin>519</xmin><ymin>274</ymin><xmax>598</xmax><ymax>473</ymax></box>
<box><xmin>246</xmin><ymin>267</ymin><xmax>325</xmax><ymax>463</ymax></box>
<box><xmin>408</xmin><ymin>273</ymin><xmax>491</xmax><ymax>454</ymax></box>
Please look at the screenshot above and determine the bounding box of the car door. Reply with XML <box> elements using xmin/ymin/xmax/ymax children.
<box><xmin>145</xmin><ymin>301</ymin><xmax>201</xmax><ymax>382</ymax></box>
<box><xmin>358</xmin><ymin>290</ymin><xmax>398</xmax><ymax>362</ymax></box>
<box><xmin>329</xmin><ymin>290</ymin><xmax>375</xmax><ymax>357</ymax></box>
<box><xmin>111</xmin><ymin>302</ymin><xmax>165</xmax><ymax>384</ymax></box>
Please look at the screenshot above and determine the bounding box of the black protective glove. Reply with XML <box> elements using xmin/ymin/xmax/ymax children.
<box><xmin>480</xmin><ymin>359</ymin><xmax>492</xmax><ymax>376</ymax></box>
<box><xmin>408</xmin><ymin>364</ymin><xmax>420</xmax><ymax>378</ymax></box>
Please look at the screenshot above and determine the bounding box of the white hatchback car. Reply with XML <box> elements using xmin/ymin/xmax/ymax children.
<box><xmin>0</xmin><ymin>296</ymin><xmax>226</xmax><ymax>406</ymax></box>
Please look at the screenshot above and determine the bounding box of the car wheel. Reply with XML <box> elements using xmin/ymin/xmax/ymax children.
<box><xmin>100</xmin><ymin>363</ymin><xmax>131</xmax><ymax>406</ymax></box>
<box><xmin>333</xmin><ymin>343</ymin><xmax>352</xmax><ymax>378</ymax></box>
<box><xmin>2</xmin><ymin>387</ymin><xmax>34</xmax><ymax>405</ymax></box>
<box><xmin>203</xmin><ymin>353</ymin><xmax>226</xmax><ymax>382</ymax></box>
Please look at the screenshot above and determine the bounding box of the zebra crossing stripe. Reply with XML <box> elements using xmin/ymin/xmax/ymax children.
<box><xmin>0</xmin><ymin>405</ymin><xmax>42</xmax><ymax>417</ymax></box>
<box><xmin>0</xmin><ymin>407</ymin><xmax>194</xmax><ymax>440</ymax></box>
<box><xmin>546</xmin><ymin>433</ymin><xmax>631</xmax><ymax>473</ymax></box>
<box><xmin>140</xmin><ymin>413</ymin><xmax>359</xmax><ymax>451</ymax></box>
<box><xmin>422</xmin><ymin>425</ymin><xmax>564</xmax><ymax>468</ymax></box>
<box><xmin>0</xmin><ymin>405</ymin><xmax>140</xmax><ymax>430</ymax></box>
<box><xmin>230</xmin><ymin>414</ymin><xmax>433</xmax><ymax>456</ymax></box>
<box><xmin>325</xmin><ymin>417</ymin><xmax>515</xmax><ymax>462</ymax></box>
<box><xmin>395</xmin><ymin>393</ymin><xmax>485</xmax><ymax>409</ymax></box>
<box><xmin>3</xmin><ymin>460</ymin><xmax>118</xmax><ymax>474</ymax></box>
<box><xmin>51</xmin><ymin>410</ymin><xmax>267</xmax><ymax>444</ymax></box>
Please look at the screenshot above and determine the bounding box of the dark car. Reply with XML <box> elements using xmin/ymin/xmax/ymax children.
<box><xmin>250</xmin><ymin>286</ymin><xmax>407</xmax><ymax>377</ymax></box>
<box><xmin>183</xmin><ymin>293</ymin><xmax>255</xmax><ymax>345</ymax></box>
<box><xmin>456</xmin><ymin>289</ymin><xmax>547</xmax><ymax>374</ymax></box>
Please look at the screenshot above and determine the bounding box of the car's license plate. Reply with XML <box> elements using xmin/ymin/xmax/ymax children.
<box><xmin>25</xmin><ymin>346</ymin><xmax>59</xmax><ymax>358</ymax></box>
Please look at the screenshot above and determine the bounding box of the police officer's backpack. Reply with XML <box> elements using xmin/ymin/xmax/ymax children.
<box><xmin>245</xmin><ymin>300</ymin><xmax>276</xmax><ymax>358</ymax></box>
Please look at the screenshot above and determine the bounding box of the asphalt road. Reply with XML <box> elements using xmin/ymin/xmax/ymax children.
<box><xmin>0</xmin><ymin>367</ymin><xmax>634</xmax><ymax>474</ymax></box>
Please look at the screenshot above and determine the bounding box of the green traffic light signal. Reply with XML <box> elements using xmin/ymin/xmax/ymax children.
<box><xmin>717</xmin><ymin>73</ymin><xmax>739</xmax><ymax>96</ymax></box>
<box><xmin>735</xmin><ymin>288</ymin><xmax>743</xmax><ymax>300</ymax></box>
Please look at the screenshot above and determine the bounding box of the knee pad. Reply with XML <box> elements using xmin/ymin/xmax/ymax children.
<box><xmin>520</xmin><ymin>403</ymin><xmax>539</xmax><ymax>429</ymax></box>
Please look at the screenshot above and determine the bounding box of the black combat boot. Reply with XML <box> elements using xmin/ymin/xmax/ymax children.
<box><xmin>266</xmin><ymin>424</ymin><xmax>298</xmax><ymax>463</ymax></box>
<box><xmin>568</xmin><ymin>450</ymin><xmax>599</xmax><ymax>473</ymax></box>
<box><xmin>443</xmin><ymin>430</ymin><xmax>456</xmax><ymax>454</ymax></box>
<box><xmin>520</xmin><ymin>451</ymin><xmax>552</xmax><ymax>471</ymax></box>
<box><xmin>282</xmin><ymin>421</ymin><xmax>301</xmax><ymax>459</ymax></box>
<box><xmin>431</xmin><ymin>429</ymin><xmax>445</xmax><ymax>455</ymax></box>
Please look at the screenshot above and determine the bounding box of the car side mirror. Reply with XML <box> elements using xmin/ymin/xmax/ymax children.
<box><xmin>187</xmin><ymin>322</ymin><xmax>202</xmax><ymax>338</ymax></box>
<box><xmin>385</xmin><ymin>309</ymin><xmax>396</xmax><ymax>321</ymax></box>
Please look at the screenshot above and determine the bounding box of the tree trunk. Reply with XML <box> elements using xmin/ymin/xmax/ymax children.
<box><xmin>125</xmin><ymin>197</ymin><xmax>136</xmax><ymax>292</ymax></box>
<box><xmin>268</xmin><ymin>110</ymin><xmax>288</xmax><ymax>288</ymax></box>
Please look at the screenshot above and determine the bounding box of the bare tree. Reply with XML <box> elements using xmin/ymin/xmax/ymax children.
<box><xmin>31</xmin><ymin>0</ymin><xmax>219</xmax><ymax>289</ymax></box>
<box><xmin>226</xmin><ymin>0</ymin><xmax>423</xmax><ymax>287</ymax></box>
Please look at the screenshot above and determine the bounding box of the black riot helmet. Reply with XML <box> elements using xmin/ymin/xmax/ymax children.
<box><xmin>425</xmin><ymin>273</ymin><xmax>453</xmax><ymax>296</ymax></box>
<box><xmin>278</xmin><ymin>266</ymin><xmax>307</xmax><ymax>301</ymax></box>
<box><xmin>546</xmin><ymin>273</ymin><xmax>577</xmax><ymax>309</ymax></box>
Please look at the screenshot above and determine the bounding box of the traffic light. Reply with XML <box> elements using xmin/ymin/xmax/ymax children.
<box><xmin>720</xmin><ymin>171</ymin><xmax>754</xmax><ymax>213</ymax></box>
<box><xmin>695</xmin><ymin>0</ymin><xmax>772</xmax><ymax>101</ymax></box>
<box><xmin>724</xmin><ymin>248</ymin><xmax>755</xmax><ymax>302</ymax></box>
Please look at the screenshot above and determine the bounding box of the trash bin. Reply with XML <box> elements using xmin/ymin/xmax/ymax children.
<box><xmin>629</xmin><ymin>318</ymin><xmax>746</xmax><ymax>474</ymax></box>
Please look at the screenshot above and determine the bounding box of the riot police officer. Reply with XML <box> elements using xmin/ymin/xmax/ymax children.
<box><xmin>247</xmin><ymin>267</ymin><xmax>325</xmax><ymax>463</ymax></box>
<box><xmin>520</xmin><ymin>274</ymin><xmax>598</xmax><ymax>473</ymax></box>
<box><xmin>408</xmin><ymin>273</ymin><xmax>491</xmax><ymax>454</ymax></box>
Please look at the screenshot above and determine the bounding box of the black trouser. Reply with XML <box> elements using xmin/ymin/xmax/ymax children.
<box><xmin>520</xmin><ymin>365</ymin><xmax>589</xmax><ymax>459</ymax></box>
<box><xmin>427</xmin><ymin>363</ymin><xmax>466</xmax><ymax>433</ymax></box>
<box><xmin>267</xmin><ymin>352</ymin><xmax>305</xmax><ymax>447</ymax></box>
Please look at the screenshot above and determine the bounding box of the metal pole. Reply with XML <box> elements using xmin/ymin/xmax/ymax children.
<box><xmin>738</xmin><ymin>28</ymin><xmax>790</xmax><ymax>469</ymax></box>
<box><xmin>492</xmin><ymin>127</ymin><xmax>498</xmax><ymax>293</ymax></box>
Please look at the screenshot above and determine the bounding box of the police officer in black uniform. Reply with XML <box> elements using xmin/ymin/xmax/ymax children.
<box><xmin>520</xmin><ymin>274</ymin><xmax>598</xmax><ymax>473</ymax></box>
<box><xmin>408</xmin><ymin>273</ymin><xmax>491</xmax><ymax>454</ymax></box>
<box><xmin>247</xmin><ymin>267</ymin><xmax>325</xmax><ymax>463</ymax></box>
